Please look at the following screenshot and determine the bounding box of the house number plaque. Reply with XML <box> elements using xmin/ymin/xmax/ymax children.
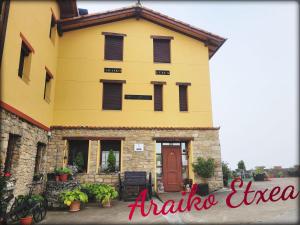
<box><xmin>134</xmin><ymin>144</ymin><xmax>144</xmax><ymax>152</ymax></box>
<box><xmin>156</xmin><ymin>70</ymin><xmax>170</xmax><ymax>75</ymax></box>
<box><xmin>104</xmin><ymin>68</ymin><xmax>122</xmax><ymax>73</ymax></box>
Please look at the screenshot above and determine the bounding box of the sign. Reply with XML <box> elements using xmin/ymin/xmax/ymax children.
<box><xmin>104</xmin><ymin>68</ymin><xmax>122</xmax><ymax>73</ymax></box>
<box><xmin>125</xmin><ymin>95</ymin><xmax>152</xmax><ymax>100</ymax></box>
<box><xmin>156</xmin><ymin>70</ymin><xmax>170</xmax><ymax>75</ymax></box>
<box><xmin>134</xmin><ymin>144</ymin><xmax>144</xmax><ymax>151</ymax></box>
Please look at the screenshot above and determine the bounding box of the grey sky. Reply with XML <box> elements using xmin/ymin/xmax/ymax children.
<box><xmin>77</xmin><ymin>1</ymin><xmax>298</xmax><ymax>170</ymax></box>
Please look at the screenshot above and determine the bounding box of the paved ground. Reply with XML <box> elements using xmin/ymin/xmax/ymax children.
<box><xmin>40</xmin><ymin>178</ymin><xmax>299</xmax><ymax>224</ymax></box>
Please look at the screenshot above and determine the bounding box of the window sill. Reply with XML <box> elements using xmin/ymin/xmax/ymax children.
<box><xmin>104</xmin><ymin>59</ymin><xmax>123</xmax><ymax>62</ymax></box>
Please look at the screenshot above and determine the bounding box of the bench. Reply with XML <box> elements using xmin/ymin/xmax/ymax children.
<box><xmin>118</xmin><ymin>171</ymin><xmax>152</xmax><ymax>201</ymax></box>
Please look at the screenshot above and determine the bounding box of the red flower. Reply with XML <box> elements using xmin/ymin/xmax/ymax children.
<box><xmin>4</xmin><ymin>172</ymin><xmax>11</xmax><ymax>177</ymax></box>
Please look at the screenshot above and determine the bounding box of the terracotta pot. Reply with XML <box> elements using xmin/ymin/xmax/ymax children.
<box><xmin>102</xmin><ymin>200</ymin><xmax>111</xmax><ymax>208</ymax></box>
<box><xmin>59</xmin><ymin>174</ymin><xmax>68</xmax><ymax>182</ymax></box>
<box><xmin>69</xmin><ymin>201</ymin><xmax>81</xmax><ymax>212</ymax></box>
<box><xmin>20</xmin><ymin>216</ymin><xmax>33</xmax><ymax>225</ymax></box>
<box><xmin>55</xmin><ymin>175</ymin><xmax>60</xmax><ymax>182</ymax></box>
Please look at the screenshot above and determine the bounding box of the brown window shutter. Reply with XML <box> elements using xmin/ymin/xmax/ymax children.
<box><xmin>102</xmin><ymin>83</ymin><xmax>122</xmax><ymax>110</ymax></box>
<box><xmin>179</xmin><ymin>85</ymin><xmax>188</xmax><ymax>111</ymax></box>
<box><xmin>154</xmin><ymin>84</ymin><xmax>163</xmax><ymax>111</ymax></box>
<box><xmin>153</xmin><ymin>39</ymin><xmax>170</xmax><ymax>63</ymax></box>
<box><xmin>104</xmin><ymin>35</ymin><xmax>123</xmax><ymax>60</ymax></box>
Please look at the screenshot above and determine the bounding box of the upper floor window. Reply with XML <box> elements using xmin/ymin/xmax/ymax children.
<box><xmin>103</xmin><ymin>33</ymin><xmax>126</xmax><ymax>61</ymax></box>
<box><xmin>152</xmin><ymin>36</ymin><xmax>173</xmax><ymax>63</ymax></box>
<box><xmin>177</xmin><ymin>82</ymin><xmax>191</xmax><ymax>112</ymax></box>
<box><xmin>18</xmin><ymin>33</ymin><xmax>34</xmax><ymax>81</ymax></box>
<box><xmin>101</xmin><ymin>80</ymin><xmax>126</xmax><ymax>110</ymax></box>
<box><xmin>44</xmin><ymin>67</ymin><xmax>53</xmax><ymax>102</ymax></box>
<box><xmin>151</xmin><ymin>81</ymin><xmax>166</xmax><ymax>111</ymax></box>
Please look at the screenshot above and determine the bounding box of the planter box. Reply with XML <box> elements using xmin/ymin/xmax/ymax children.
<box><xmin>196</xmin><ymin>184</ymin><xmax>209</xmax><ymax>196</ymax></box>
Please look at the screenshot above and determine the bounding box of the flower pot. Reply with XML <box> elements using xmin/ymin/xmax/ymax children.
<box><xmin>59</xmin><ymin>174</ymin><xmax>68</xmax><ymax>182</ymax></box>
<box><xmin>69</xmin><ymin>201</ymin><xmax>81</xmax><ymax>212</ymax></box>
<box><xmin>196</xmin><ymin>183</ymin><xmax>209</xmax><ymax>196</ymax></box>
<box><xmin>19</xmin><ymin>216</ymin><xmax>33</xmax><ymax>225</ymax></box>
<box><xmin>102</xmin><ymin>200</ymin><xmax>111</xmax><ymax>208</ymax></box>
<box><xmin>55</xmin><ymin>175</ymin><xmax>60</xmax><ymax>182</ymax></box>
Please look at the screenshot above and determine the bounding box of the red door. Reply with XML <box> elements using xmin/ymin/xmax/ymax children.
<box><xmin>162</xmin><ymin>146</ymin><xmax>182</xmax><ymax>192</ymax></box>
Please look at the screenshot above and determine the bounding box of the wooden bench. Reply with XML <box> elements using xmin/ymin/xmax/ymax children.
<box><xmin>118</xmin><ymin>171</ymin><xmax>152</xmax><ymax>201</ymax></box>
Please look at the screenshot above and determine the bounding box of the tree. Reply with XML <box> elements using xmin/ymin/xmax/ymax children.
<box><xmin>107</xmin><ymin>150</ymin><xmax>116</xmax><ymax>172</ymax></box>
<box><xmin>238</xmin><ymin>160</ymin><xmax>246</xmax><ymax>171</ymax></box>
<box><xmin>222</xmin><ymin>161</ymin><xmax>232</xmax><ymax>180</ymax></box>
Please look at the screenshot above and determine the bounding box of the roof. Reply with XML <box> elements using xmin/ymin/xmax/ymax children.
<box><xmin>58</xmin><ymin>4</ymin><xmax>226</xmax><ymax>58</ymax></box>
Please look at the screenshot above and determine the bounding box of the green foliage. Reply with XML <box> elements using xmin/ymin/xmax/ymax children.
<box><xmin>81</xmin><ymin>183</ymin><xmax>118</xmax><ymax>205</ymax></box>
<box><xmin>277</xmin><ymin>171</ymin><xmax>283</xmax><ymax>177</ymax></box>
<box><xmin>107</xmin><ymin>150</ymin><xmax>116</xmax><ymax>172</ymax></box>
<box><xmin>254</xmin><ymin>167</ymin><xmax>265</xmax><ymax>175</ymax></box>
<box><xmin>238</xmin><ymin>160</ymin><xmax>246</xmax><ymax>170</ymax></box>
<box><xmin>74</xmin><ymin>152</ymin><xmax>85</xmax><ymax>172</ymax></box>
<box><xmin>192</xmin><ymin>157</ymin><xmax>215</xmax><ymax>179</ymax></box>
<box><xmin>55</xmin><ymin>167</ymin><xmax>72</xmax><ymax>175</ymax></box>
<box><xmin>222</xmin><ymin>161</ymin><xmax>232</xmax><ymax>179</ymax></box>
<box><xmin>60</xmin><ymin>189</ymin><xmax>88</xmax><ymax>206</ymax></box>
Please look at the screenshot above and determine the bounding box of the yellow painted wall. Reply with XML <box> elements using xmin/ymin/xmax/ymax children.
<box><xmin>0</xmin><ymin>1</ymin><xmax>60</xmax><ymax>127</ymax></box>
<box><xmin>53</xmin><ymin>18</ymin><xmax>213</xmax><ymax>127</ymax></box>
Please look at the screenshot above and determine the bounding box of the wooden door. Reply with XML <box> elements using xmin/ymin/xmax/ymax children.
<box><xmin>162</xmin><ymin>146</ymin><xmax>182</xmax><ymax>192</ymax></box>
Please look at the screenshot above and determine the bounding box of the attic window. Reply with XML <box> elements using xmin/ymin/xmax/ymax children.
<box><xmin>103</xmin><ymin>33</ymin><xmax>126</xmax><ymax>61</ymax></box>
<box><xmin>153</xmin><ymin>38</ymin><xmax>171</xmax><ymax>63</ymax></box>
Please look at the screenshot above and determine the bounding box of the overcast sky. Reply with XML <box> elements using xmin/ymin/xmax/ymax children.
<box><xmin>77</xmin><ymin>1</ymin><xmax>298</xmax><ymax>170</ymax></box>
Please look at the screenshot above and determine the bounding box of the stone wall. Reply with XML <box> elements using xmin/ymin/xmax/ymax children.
<box><xmin>0</xmin><ymin>109</ymin><xmax>48</xmax><ymax>196</ymax></box>
<box><xmin>46</xmin><ymin>128</ymin><xmax>223</xmax><ymax>191</ymax></box>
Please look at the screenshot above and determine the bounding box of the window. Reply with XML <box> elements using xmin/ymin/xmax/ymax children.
<box><xmin>4</xmin><ymin>134</ymin><xmax>21</xmax><ymax>174</ymax></box>
<box><xmin>49</xmin><ymin>14</ymin><xmax>56</xmax><ymax>43</ymax></box>
<box><xmin>153</xmin><ymin>39</ymin><xmax>171</xmax><ymax>63</ymax></box>
<box><xmin>18</xmin><ymin>41</ymin><xmax>31</xmax><ymax>78</ymax></box>
<box><xmin>179</xmin><ymin>85</ymin><xmax>188</xmax><ymax>111</ymax></box>
<box><xmin>104</xmin><ymin>35</ymin><xmax>124</xmax><ymax>60</ymax></box>
<box><xmin>44</xmin><ymin>68</ymin><xmax>53</xmax><ymax>102</ymax></box>
<box><xmin>154</xmin><ymin>84</ymin><xmax>163</xmax><ymax>111</ymax></box>
<box><xmin>34</xmin><ymin>143</ymin><xmax>46</xmax><ymax>175</ymax></box>
<box><xmin>68</xmin><ymin>140</ymin><xmax>89</xmax><ymax>173</ymax></box>
<box><xmin>102</xmin><ymin>82</ymin><xmax>123</xmax><ymax>110</ymax></box>
<box><xmin>100</xmin><ymin>140</ymin><xmax>121</xmax><ymax>172</ymax></box>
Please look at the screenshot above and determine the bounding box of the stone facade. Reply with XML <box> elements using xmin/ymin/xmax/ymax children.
<box><xmin>46</xmin><ymin>127</ymin><xmax>223</xmax><ymax>191</ymax></box>
<box><xmin>0</xmin><ymin>109</ymin><xmax>48</xmax><ymax>196</ymax></box>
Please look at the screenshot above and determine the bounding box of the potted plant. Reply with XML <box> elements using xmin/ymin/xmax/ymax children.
<box><xmin>95</xmin><ymin>184</ymin><xmax>118</xmax><ymax>208</ymax></box>
<box><xmin>192</xmin><ymin>157</ymin><xmax>216</xmax><ymax>196</ymax></box>
<box><xmin>81</xmin><ymin>183</ymin><xmax>118</xmax><ymax>207</ymax></box>
<box><xmin>19</xmin><ymin>213</ymin><xmax>33</xmax><ymax>225</ymax></box>
<box><xmin>54</xmin><ymin>168</ymin><xmax>60</xmax><ymax>182</ymax></box>
<box><xmin>253</xmin><ymin>167</ymin><xmax>266</xmax><ymax>181</ymax></box>
<box><xmin>57</xmin><ymin>167</ymin><xmax>72</xmax><ymax>182</ymax></box>
<box><xmin>60</xmin><ymin>189</ymin><xmax>88</xmax><ymax>212</ymax></box>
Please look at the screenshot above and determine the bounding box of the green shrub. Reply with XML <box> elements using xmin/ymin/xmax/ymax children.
<box><xmin>74</xmin><ymin>152</ymin><xmax>85</xmax><ymax>172</ymax></box>
<box><xmin>192</xmin><ymin>157</ymin><xmax>215</xmax><ymax>179</ymax></box>
<box><xmin>107</xmin><ymin>150</ymin><xmax>116</xmax><ymax>172</ymax></box>
<box><xmin>81</xmin><ymin>183</ymin><xmax>118</xmax><ymax>205</ymax></box>
<box><xmin>222</xmin><ymin>161</ymin><xmax>232</xmax><ymax>179</ymax></box>
<box><xmin>60</xmin><ymin>189</ymin><xmax>88</xmax><ymax>206</ymax></box>
<box><xmin>254</xmin><ymin>167</ymin><xmax>265</xmax><ymax>175</ymax></box>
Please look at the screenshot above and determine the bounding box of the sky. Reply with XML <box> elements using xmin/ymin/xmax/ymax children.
<box><xmin>77</xmin><ymin>1</ymin><xmax>299</xmax><ymax>170</ymax></box>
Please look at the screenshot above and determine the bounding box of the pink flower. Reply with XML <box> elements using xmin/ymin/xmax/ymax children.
<box><xmin>4</xmin><ymin>172</ymin><xmax>11</xmax><ymax>177</ymax></box>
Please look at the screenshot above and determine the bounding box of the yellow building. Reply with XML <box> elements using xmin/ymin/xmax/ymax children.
<box><xmin>0</xmin><ymin>0</ymin><xmax>225</xmax><ymax>195</ymax></box>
